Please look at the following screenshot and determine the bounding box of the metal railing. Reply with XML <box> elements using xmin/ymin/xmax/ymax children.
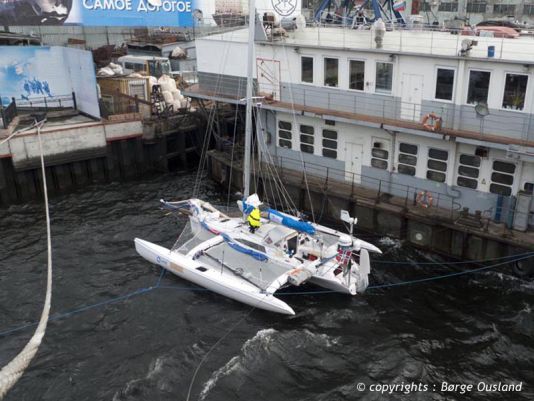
<box><xmin>15</xmin><ymin>93</ymin><xmax>77</xmax><ymax>112</ymax></box>
<box><xmin>0</xmin><ymin>99</ymin><xmax>17</xmax><ymax>129</ymax></box>
<box><xmin>191</xmin><ymin>72</ymin><xmax>534</xmax><ymax>143</ymax></box>
<box><xmin>280</xmin><ymin>84</ymin><xmax>534</xmax><ymax>143</ymax></box>
<box><xmin>264</xmin><ymin>154</ymin><xmax>461</xmax><ymax>220</ymax></box>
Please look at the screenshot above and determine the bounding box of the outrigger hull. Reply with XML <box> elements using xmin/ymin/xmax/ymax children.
<box><xmin>134</xmin><ymin>238</ymin><xmax>295</xmax><ymax>315</ymax></box>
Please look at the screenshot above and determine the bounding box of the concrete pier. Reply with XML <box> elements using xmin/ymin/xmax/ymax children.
<box><xmin>0</xmin><ymin>113</ymin><xmax>204</xmax><ymax>206</ymax></box>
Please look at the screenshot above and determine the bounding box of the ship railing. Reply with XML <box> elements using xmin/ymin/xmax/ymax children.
<box><xmin>279</xmin><ymin>84</ymin><xmax>534</xmax><ymax>143</ymax></box>
<box><xmin>262</xmin><ymin>154</ymin><xmax>532</xmax><ymax>231</ymax></box>
<box><xmin>265</xmin><ymin>154</ymin><xmax>460</xmax><ymax>221</ymax></box>
<box><xmin>189</xmin><ymin>70</ymin><xmax>534</xmax><ymax>143</ymax></box>
<box><xmin>259</xmin><ymin>20</ymin><xmax>534</xmax><ymax>62</ymax></box>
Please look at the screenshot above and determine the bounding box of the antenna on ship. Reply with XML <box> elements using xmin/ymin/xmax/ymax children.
<box><xmin>242</xmin><ymin>0</ymin><xmax>256</xmax><ymax>198</ymax></box>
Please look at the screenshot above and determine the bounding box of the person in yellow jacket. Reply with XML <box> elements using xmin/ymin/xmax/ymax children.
<box><xmin>247</xmin><ymin>207</ymin><xmax>261</xmax><ymax>233</ymax></box>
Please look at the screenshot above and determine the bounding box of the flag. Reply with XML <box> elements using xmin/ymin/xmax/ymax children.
<box><xmin>393</xmin><ymin>0</ymin><xmax>406</xmax><ymax>11</ymax></box>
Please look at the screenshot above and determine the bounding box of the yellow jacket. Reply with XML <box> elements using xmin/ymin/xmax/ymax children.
<box><xmin>247</xmin><ymin>207</ymin><xmax>261</xmax><ymax>228</ymax></box>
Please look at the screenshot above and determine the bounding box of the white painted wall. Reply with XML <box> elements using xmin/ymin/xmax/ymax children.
<box><xmin>197</xmin><ymin>34</ymin><xmax>534</xmax><ymax>113</ymax></box>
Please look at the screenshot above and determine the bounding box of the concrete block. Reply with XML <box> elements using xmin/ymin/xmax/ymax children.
<box><xmin>326</xmin><ymin>195</ymin><xmax>350</xmax><ymax>220</ymax></box>
<box><xmin>354</xmin><ymin>204</ymin><xmax>375</xmax><ymax>230</ymax></box>
<box><xmin>431</xmin><ymin>227</ymin><xmax>452</xmax><ymax>254</ymax></box>
<box><xmin>466</xmin><ymin>235</ymin><xmax>484</xmax><ymax>261</ymax></box>
<box><xmin>407</xmin><ymin>221</ymin><xmax>433</xmax><ymax>248</ymax></box>
<box><xmin>484</xmin><ymin>239</ymin><xmax>505</xmax><ymax>260</ymax></box>
<box><xmin>450</xmin><ymin>231</ymin><xmax>465</xmax><ymax>258</ymax></box>
<box><xmin>376</xmin><ymin>211</ymin><xmax>403</xmax><ymax>237</ymax></box>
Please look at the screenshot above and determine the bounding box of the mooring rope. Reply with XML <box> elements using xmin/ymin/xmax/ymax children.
<box><xmin>2</xmin><ymin>252</ymin><xmax>532</xmax><ymax>341</ymax></box>
<box><xmin>0</xmin><ymin>121</ymin><xmax>52</xmax><ymax>399</ymax></box>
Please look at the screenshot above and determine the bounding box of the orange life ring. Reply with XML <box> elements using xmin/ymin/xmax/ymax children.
<box><xmin>416</xmin><ymin>190</ymin><xmax>434</xmax><ymax>209</ymax></box>
<box><xmin>421</xmin><ymin>112</ymin><xmax>442</xmax><ymax>131</ymax></box>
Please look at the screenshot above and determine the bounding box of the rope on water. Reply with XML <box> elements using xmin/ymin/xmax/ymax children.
<box><xmin>0</xmin><ymin>121</ymin><xmax>51</xmax><ymax>400</ymax></box>
<box><xmin>1</xmin><ymin>252</ymin><xmax>532</xmax><ymax>344</ymax></box>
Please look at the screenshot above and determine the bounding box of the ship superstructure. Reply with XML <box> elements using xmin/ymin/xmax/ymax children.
<box><xmin>187</xmin><ymin>13</ymin><xmax>534</xmax><ymax>231</ymax></box>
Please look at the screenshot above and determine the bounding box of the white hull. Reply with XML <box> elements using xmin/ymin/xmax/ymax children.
<box><xmin>134</xmin><ymin>238</ymin><xmax>295</xmax><ymax>315</ymax></box>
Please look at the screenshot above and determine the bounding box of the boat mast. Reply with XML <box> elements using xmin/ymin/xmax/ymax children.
<box><xmin>243</xmin><ymin>0</ymin><xmax>256</xmax><ymax>198</ymax></box>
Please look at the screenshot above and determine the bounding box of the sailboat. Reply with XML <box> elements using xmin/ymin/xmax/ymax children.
<box><xmin>134</xmin><ymin>1</ymin><xmax>382</xmax><ymax>315</ymax></box>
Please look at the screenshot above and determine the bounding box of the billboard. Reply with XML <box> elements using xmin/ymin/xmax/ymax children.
<box><xmin>0</xmin><ymin>0</ymin><xmax>195</xmax><ymax>26</ymax></box>
<box><xmin>0</xmin><ymin>0</ymin><xmax>301</xmax><ymax>27</ymax></box>
<box><xmin>0</xmin><ymin>46</ymin><xmax>100</xmax><ymax>118</ymax></box>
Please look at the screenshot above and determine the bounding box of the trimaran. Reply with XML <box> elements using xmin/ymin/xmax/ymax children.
<box><xmin>134</xmin><ymin>1</ymin><xmax>382</xmax><ymax>315</ymax></box>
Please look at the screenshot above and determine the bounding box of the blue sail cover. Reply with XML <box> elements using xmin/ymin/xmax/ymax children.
<box><xmin>267</xmin><ymin>209</ymin><xmax>316</xmax><ymax>235</ymax></box>
<box><xmin>221</xmin><ymin>233</ymin><xmax>268</xmax><ymax>262</ymax></box>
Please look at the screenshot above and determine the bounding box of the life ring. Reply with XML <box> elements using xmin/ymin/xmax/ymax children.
<box><xmin>416</xmin><ymin>190</ymin><xmax>433</xmax><ymax>209</ymax></box>
<box><xmin>421</xmin><ymin>112</ymin><xmax>442</xmax><ymax>131</ymax></box>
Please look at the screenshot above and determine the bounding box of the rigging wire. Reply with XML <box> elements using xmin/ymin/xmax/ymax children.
<box><xmin>193</xmin><ymin>31</ymin><xmax>239</xmax><ymax>197</ymax></box>
<box><xmin>0</xmin><ymin>120</ymin><xmax>52</xmax><ymax>399</ymax></box>
<box><xmin>279</xmin><ymin>43</ymin><xmax>316</xmax><ymax>222</ymax></box>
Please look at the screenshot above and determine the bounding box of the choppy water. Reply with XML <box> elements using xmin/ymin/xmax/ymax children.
<box><xmin>0</xmin><ymin>172</ymin><xmax>533</xmax><ymax>401</ymax></box>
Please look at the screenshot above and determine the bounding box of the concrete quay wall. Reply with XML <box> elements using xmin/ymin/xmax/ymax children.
<box><xmin>0</xmin><ymin>118</ymin><xmax>202</xmax><ymax>206</ymax></box>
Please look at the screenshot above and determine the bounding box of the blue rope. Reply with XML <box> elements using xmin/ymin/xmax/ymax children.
<box><xmin>0</xmin><ymin>287</ymin><xmax>155</xmax><ymax>338</ymax></box>
<box><xmin>371</xmin><ymin>251</ymin><xmax>534</xmax><ymax>265</ymax></box>
<box><xmin>1</xmin><ymin>253</ymin><xmax>532</xmax><ymax>338</ymax></box>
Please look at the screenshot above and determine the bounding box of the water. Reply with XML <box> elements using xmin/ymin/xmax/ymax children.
<box><xmin>1</xmin><ymin>172</ymin><xmax>533</xmax><ymax>401</ymax></box>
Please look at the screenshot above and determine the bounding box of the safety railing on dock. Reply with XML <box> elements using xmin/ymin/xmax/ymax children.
<box><xmin>268</xmin><ymin>154</ymin><xmax>461</xmax><ymax>220</ymax></box>
<box><xmin>15</xmin><ymin>93</ymin><xmax>77</xmax><ymax>112</ymax></box>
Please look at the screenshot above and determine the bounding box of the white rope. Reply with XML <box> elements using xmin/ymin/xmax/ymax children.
<box><xmin>0</xmin><ymin>124</ymin><xmax>37</xmax><ymax>147</ymax></box>
<box><xmin>0</xmin><ymin>120</ymin><xmax>52</xmax><ymax>399</ymax></box>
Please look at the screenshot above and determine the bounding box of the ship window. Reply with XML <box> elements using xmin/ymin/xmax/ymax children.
<box><xmin>349</xmin><ymin>60</ymin><xmax>365</xmax><ymax>91</ymax></box>
<box><xmin>467</xmin><ymin>70</ymin><xmax>491</xmax><ymax>105</ymax></box>
<box><xmin>420</xmin><ymin>2</ymin><xmax>431</xmax><ymax>11</ymax></box>
<box><xmin>435</xmin><ymin>68</ymin><xmax>455</xmax><ymax>101</ymax></box>
<box><xmin>457</xmin><ymin>176</ymin><xmax>478</xmax><ymax>189</ymax></box>
<box><xmin>376</xmin><ymin>62</ymin><xmax>393</xmax><ymax>93</ymax></box>
<box><xmin>324</xmin><ymin>58</ymin><xmax>338</xmax><ymax>87</ymax></box>
<box><xmin>493</xmin><ymin>4</ymin><xmax>515</xmax><ymax>14</ymax></box>
<box><xmin>459</xmin><ymin>154</ymin><xmax>481</xmax><ymax>167</ymax></box>
<box><xmin>458</xmin><ymin>166</ymin><xmax>479</xmax><ymax>178</ymax></box>
<box><xmin>428</xmin><ymin>148</ymin><xmax>448</xmax><ymax>160</ymax></box>
<box><xmin>524</xmin><ymin>182</ymin><xmax>534</xmax><ymax>194</ymax></box>
<box><xmin>490</xmin><ymin>160</ymin><xmax>515</xmax><ymax>196</ymax></box>
<box><xmin>300</xmin><ymin>124</ymin><xmax>315</xmax><ymax>154</ymax></box>
<box><xmin>438</xmin><ymin>1</ymin><xmax>458</xmax><ymax>12</ymax></box>
<box><xmin>371</xmin><ymin>144</ymin><xmax>389</xmax><ymax>170</ymax></box>
<box><xmin>493</xmin><ymin>160</ymin><xmax>516</xmax><ymax>174</ymax></box>
<box><xmin>502</xmin><ymin>73</ymin><xmax>527</xmax><ymax>111</ymax></box>
<box><xmin>426</xmin><ymin>148</ymin><xmax>449</xmax><ymax>183</ymax></box>
<box><xmin>278</xmin><ymin>120</ymin><xmax>292</xmax><ymax>149</ymax></box>
<box><xmin>399</xmin><ymin>143</ymin><xmax>417</xmax><ymax>155</ymax></box>
<box><xmin>457</xmin><ymin>153</ymin><xmax>480</xmax><ymax>189</ymax></box>
<box><xmin>322</xmin><ymin>129</ymin><xmax>337</xmax><ymax>159</ymax></box>
<box><xmin>466</xmin><ymin>1</ymin><xmax>486</xmax><ymax>13</ymax></box>
<box><xmin>398</xmin><ymin>142</ymin><xmax>418</xmax><ymax>176</ymax></box>
<box><xmin>526</xmin><ymin>5</ymin><xmax>534</xmax><ymax>15</ymax></box>
<box><xmin>301</xmin><ymin>56</ymin><xmax>314</xmax><ymax>84</ymax></box>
